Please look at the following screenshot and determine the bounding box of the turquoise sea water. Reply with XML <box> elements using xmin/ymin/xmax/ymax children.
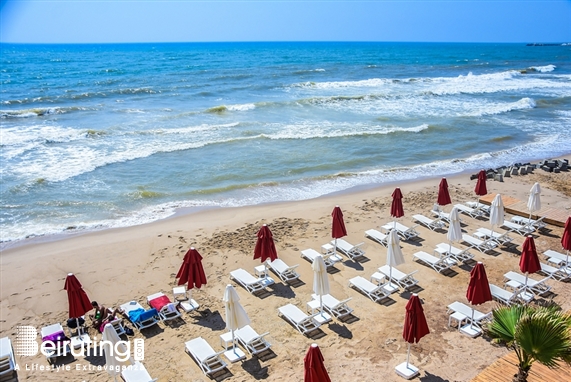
<box><xmin>1</xmin><ymin>42</ymin><xmax>570</xmax><ymax>244</ymax></box>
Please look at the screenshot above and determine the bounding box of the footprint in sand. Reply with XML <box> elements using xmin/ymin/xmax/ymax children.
<box><xmin>42</xmin><ymin>281</ymin><xmax>50</xmax><ymax>284</ymax></box>
<box><xmin>10</xmin><ymin>293</ymin><xmax>19</xmax><ymax>296</ymax></box>
<box><xmin>24</xmin><ymin>297</ymin><xmax>31</xmax><ymax>300</ymax></box>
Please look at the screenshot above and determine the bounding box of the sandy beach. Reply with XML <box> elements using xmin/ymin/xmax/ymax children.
<box><xmin>1</xmin><ymin>164</ymin><xmax>570</xmax><ymax>382</ymax></box>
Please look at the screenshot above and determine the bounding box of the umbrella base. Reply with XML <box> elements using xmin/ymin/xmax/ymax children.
<box><xmin>460</xmin><ymin>324</ymin><xmax>482</xmax><ymax>338</ymax></box>
<box><xmin>224</xmin><ymin>348</ymin><xmax>246</xmax><ymax>363</ymax></box>
<box><xmin>383</xmin><ymin>282</ymin><xmax>400</xmax><ymax>294</ymax></box>
<box><xmin>70</xmin><ymin>333</ymin><xmax>91</xmax><ymax>350</ymax></box>
<box><xmin>313</xmin><ymin>311</ymin><xmax>333</xmax><ymax>325</ymax></box>
<box><xmin>395</xmin><ymin>362</ymin><xmax>419</xmax><ymax>379</ymax></box>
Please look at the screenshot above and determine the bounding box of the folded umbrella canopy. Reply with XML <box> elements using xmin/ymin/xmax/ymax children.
<box><xmin>176</xmin><ymin>247</ymin><xmax>207</xmax><ymax>289</ymax></box>
<box><xmin>447</xmin><ymin>207</ymin><xmax>463</xmax><ymax>254</ymax></box>
<box><xmin>312</xmin><ymin>255</ymin><xmax>330</xmax><ymax>313</ymax></box>
<box><xmin>386</xmin><ymin>229</ymin><xmax>405</xmax><ymax>292</ymax></box>
<box><xmin>489</xmin><ymin>194</ymin><xmax>504</xmax><ymax>238</ymax></box>
<box><xmin>102</xmin><ymin>323</ymin><xmax>132</xmax><ymax>382</ymax></box>
<box><xmin>304</xmin><ymin>343</ymin><xmax>331</xmax><ymax>382</ymax></box>
<box><xmin>464</xmin><ymin>262</ymin><xmax>492</xmax><ymax>337</ymax></box>
<box><xmin>64</xmin><ymin>273</ymin><xmax>92</xmax><ymax>334</ymax></box>
<box><xmin>437</xmin><ymin>177</ymin><xmax>452</xmax><ymax>207</ymax></box>
<box><xmin>474</xmin><ymin>170</ymin><xmax>487</xmax><ymax>203</ymax></box>
<box><xmin>396</xmin><ymin>294</ymin><xmax>429</xmax><ymax>379</ymax></box>
<box><xmin>391</xmin><ymin>187</ymin><xmax>404</xmax><ymax>229</ymax></box>
<box><xmin>331</xmin><ymin>206</ymin><xmax>347</xmax><ymax>255</ymax></box>
<box><xmin>527</xmin><ymin>182</ymin><xmax>541</xmax><ymax>221</ymax></box>
<box><xmin>223</xmin><ymin>284</ymin><xmax>250</xmax><ymax>362</ymax></box>
<box><xmin>254</xmin><ymin>224</ymin><xmax>278</xmax><ymax>276</ymax></box>
<box><xmin>519</xmin><ymin>235</ymin><xmax>541</xmax><ymax>293</ymax></box>
<box><xmin>562</xmin><ymin>216</ymin><xmax>571</xmax><ymax>266</ymax></box>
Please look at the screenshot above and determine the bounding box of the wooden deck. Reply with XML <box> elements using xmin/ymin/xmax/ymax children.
<box><xmin>471</xmin><ymin>351</ymin><xmax>571</xmax><ymax>382</ymax></box>
<box><xmin>479</xmin><ymin>193</ymin><xmax>568</xmax><ymax>227</ymax></box>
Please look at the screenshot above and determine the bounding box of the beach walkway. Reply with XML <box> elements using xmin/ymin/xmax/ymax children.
<box><xmin>471</xmin><ymin>351</ymin><xmax>571</xmax><ymax>382</ymax></box>
<box><xmin>479</xmin><ymin>193</ymin><xmax>569</xmax><ymax>227</ymax></box>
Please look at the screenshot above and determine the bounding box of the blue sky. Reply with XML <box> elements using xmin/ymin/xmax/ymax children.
<box><xmin>1</xmin><ymin>0</ymin><xmax>570</xmax><ymax>43</ymax></box>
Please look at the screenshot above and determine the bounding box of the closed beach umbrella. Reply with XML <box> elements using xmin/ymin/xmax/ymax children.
<box><xmin>304</xmin><ymin>343</ymin><xmax>331</xmax><ymax>382</ymax></box>
<box><xmin>176</xmin><ymin>247</ymin><xmax>207</xmax><ymax>289</ymax></box>
<box><xmin>254</xmin><ymin>224</ymin><xmax>278</xmax><ymax>276</ymax></box>
<box><xmin>391</xmin><ymin>187</ymin><xmax>404</xmax><ymax>229</ymax></box>
<box><xmin>465</xmin><ymin>262</ymin><xmax>492</xmax><ymax>335</ymax></box>
<box><xmin>224</xmin><ymin>284</ymin><xmax>251</xmax><ymax>355</ymax></box>
<box><xmin>386</xmin><ymin>229</ymin><xmax>405</xmax><ymax>289</ymax></box>
<box><xmin>102</xmin><ymin>323</ymin><xmax>132</xmax><ymax>381</ymax></box>
<box><xmin>437</xmin><ymin>177</ymin><xmax>452</xmax><ymax>207</ymax></box>
<box><xmin>398</xmin><ymin>294</ymin><xmax>429</xmax><ymax>379</ymax></box>
<box><xmin>64</xmin><ymin>273</ymin><xmax>92</xmax><ymax>332</ymax></box>
<box><xmin>447</xmin><ymin>207</ymin><xmax>463</xmax><ymax>254</ymax></box>
<box><xmin>519</xmin><ymin>236</ymin><xmax>541</xmax><ymax>292</ymax></box>
<box><xmin>562</xmin><ymin>216</ymin><xmax>571</xmax><ymax>265</ymax></box>
<box><xmin>331</xmin><ymin>206</ymin><xmax>347</xmax><ymax>255</ymax></box>
<box><xmin>474</xmin><ymin>170</ymin><xmax>487</xmax><ymax>202</ymax></box>
<box><xmin>489</xmin><ymin>194</ymin><xmax>504</xmax><ymax>238</ymax></box>
<box><xmin>527</xmin><ymin>182</ymin><xmax>541</xmax><ymax>221</ymax></box>
<box><xmin>312</xmin><ymin>254</ymin><xmax>330</xmax><ymax>317</ymax></box>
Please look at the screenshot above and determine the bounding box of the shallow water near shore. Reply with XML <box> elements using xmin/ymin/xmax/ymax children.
<box><xmin>2</xmin><ymin>42</ymin><xmax>571</xmax><ymax>243</ymax></box>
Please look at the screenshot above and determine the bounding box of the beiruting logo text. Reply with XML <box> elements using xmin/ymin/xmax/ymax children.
<box><xmin>16</xmin><ymin>325</ymin><xmax>144</xmax><ymax>362</ymax></box>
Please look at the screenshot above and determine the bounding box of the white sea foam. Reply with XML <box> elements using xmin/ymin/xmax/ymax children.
<box><xmin>226</xmin><ymin>103</ymin><xmax>256</xmax><ymax>111</ymax></box>
<box><xmin>530</xmin><ymin>65</ymin><xmax>556</xmax><ymax>73</ymax></box>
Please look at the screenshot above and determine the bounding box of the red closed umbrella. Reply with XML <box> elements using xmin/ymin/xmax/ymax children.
<box><xmin>464</xmin><ymin>262</ymin><xmax>492</xmax><ymax>337</ymax></box>
<box><xmin>519</xmin><ymin>236</ymin><xmax>541</xmax><ymax>291</ymax></box>
<box><xmin>474</xmin><ymin>170</ymin><xmax>487</xmax><ymax>203</ymax></box>
<box><xmin>562</xmin><ymin>216</ymin><xmax>571</xmax><ymax>265</ymax></box>
<box><xmin>437</xmin><ymin>177</ymin><xmax>452</xmax><ymax>207</ymax></box>
<box><xmin>304</xmin><ymin>343</ymin><xmax>331</xmax><ymax>382</ymax></box>
<box><xmin>397</xmin><ymin>294</ymin><xmax>429</xmax><ymax>379</ymax></box>
<box><xmin>331</xmin><ymin>206</ymin><xmax>347</xmax><ymax>255</ymax></box>
<box><xmin>177</xmin><ymin>247</ymin><xmax>207</xmax><ymax>289</ymax></box>
<box><xmin>391</xmin><ymin>187</ymin><xmax>404</xmax><ymax>230</ymax></box>
<box><xmin>254</xmin><ymin>224</ymin><xmax>278</xmax><ymax>262</ymax></box>
<box><xmin>64</xmin><ymin>273</ymin><xmax>92</xmax><ymax>334</ymax></box>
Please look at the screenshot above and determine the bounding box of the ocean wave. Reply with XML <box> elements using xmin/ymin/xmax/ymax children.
<box><xmin>528</xmin><ymin>65</ymin><xmax>556</xmax><ymax>73</ymax></box>
<box><xmin>205</xmin><ymin>103</ymin><xmax>256</xmax><ymax>113</ymax></box>
<box><xmin>261</xmin><ymin>123</ymin><xmax>430</xmax><ymax>140</ymax></box>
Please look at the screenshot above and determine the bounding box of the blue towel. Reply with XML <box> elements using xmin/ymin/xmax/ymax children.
<box><xmin>139</xmin><ymin>308</ymin><xmax>158</xmax><ymax>322</ymax></box>
<box><xmin>128</xmin><ymin>308</ymin><xmax>145</xmax><ymax>323</ymax></box>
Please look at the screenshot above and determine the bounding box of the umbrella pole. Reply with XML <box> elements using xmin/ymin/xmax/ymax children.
<box><xmin>232</xmin><ymin>329</ymin><xmax>237</xmax><ymax>354</ymax></box>
<box><xmin>320</xmin><ymin>294</ymin><xmax>324</xmax><ymax>317</ymax></box>
<box><xmin>389</xmin><ymin>266</ymin><xmax>393</xmax><ymax>288</ymax></box>
<box><xmin>525</xmin><ymin>272</ymin><xmax>529</xmax><ymax>294</ymax></box>
<box><xmin>334</xmin><ymin>238</ymin><xmax>338</xmax><ymax>255</ymax></box>
<box><xmin>470</xmin><ymin>308</ymin><xmax>475</xmax><ymax>329</ymax></box>
<box><xmin>406</xmin><ymin>343</ymin><xmax>411</xmax><ymax>368</ymax></box>
<box><xmin>566</xmin><ymin>250</ymin><xmax>569</xmax><ymax>270</ymax></box>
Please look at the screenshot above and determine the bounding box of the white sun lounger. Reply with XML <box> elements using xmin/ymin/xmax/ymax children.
<box><xmin>537</xmin><ymin>262</ymin><xmax>571</xmax><ymax>282</ymax></box>
<box><xmin>310</xmin><ymin>294</ymin><xmax>354</xmax><ymax>319</ymax></box>
<box><xmin>511</xmin><ymin>215</ymin><xmax>547</xmax><ymax>230</ymax></box>
<box><xmin>300</xmin><ymin>248</ymin><xmax>343</xmax><ymax>268</ymax></box>
<box><xmin>0</xmin><ymin>337</ymin><xmax>16</xmax><ymax>380</ymax></box>
<box><xmin>185</xmin><ymin>337</ymin><xmax>227</xmax><ymax>376</ymax></box>
<box><xmin>454</xmin><ymin>203</ymin><xmax>484</xmax><ymax>219</ymax></box>
<box><xmin>348</xmin><ymin>276</ymin><xmax>391</xmax><ymax>303</ymax></box>
<box><xmin>120</xmin><ymin>301</ymin><xmax>160</xmax><ymax>331</ymax></box>
<box><xmin>474</xmin><ymin>228</ymin><xmax>514</xmax><ymax>246</ymax></box>
<box><xmin>435</xmin><ymin>243</ymin><xmax>474</xmax><ymax>263</ymax></box>
<box><xmin>40</xmin><ymin>323</ymin><xmax>72</xmax><ymax>364</ymax></box>
<box><xmin>466</xmin><ymin>201</ymin><xmax>491</xmax><ymax>215</ymax></box>
<box><xmin>108</xmin><ymin>317</ymin><xmax>126</xmax><ymax>337</ymax></box>
<box><xmin>234</xmin><ymin>325</ymin><xmax>271</xmax><ymax>355</ymax></box>
<box><xmin>266</xmin><ymin>258</ymin><xmax>300</xmax><ymax>283</ymax></box>
<box><xmin>447</xmin><ymin>301</ymin><xmax>491</xmax><ymax>327</ymax></box>
<box><xmin>330</xmin><ymin>238</ymin><xmax>365</xmax><ymax>260</ymax></box>
<box><xmin>277</xmin><ymin>304</ymin><xmax>321</xmax><ymax>336</ymax></box>
<box><xmin>501</xmin><ymin>220</ymin><xmax>535</xmax><ymax>236</ymax></box>
<box><xmin>503</xmin><ymin>271</ymin><xmax>552</xmax><ymax>296</ymax></box>
<box><xmin>377</xmin><ymin>265</ymin><xmax>419</xmax><ymax>290</ymax></box>
<box><xmin>364</xmin><ymin>229</ymin><xmax>389</xmax><ymax>247</ymax></box>
<box><xmin>121</xmin><ymin>361</ymin><xmax>158</xmax><ymax>382</ymax></box>
<box><xmin>412</xmin><ymin>251</ymin><xmax>456</xmax><ymax>273</ymax></box>
<box><xmin>490</xmin><ymin>284</ymin><xmax>534</xmax><ymax>305</ymax></box>
<box><xmin>147</xmin><ymin>292</ymin><xmax>182</xmax><ymax>322</ymax></box>
<box><xmin>381</xmin><ymin>222</ymin><xmax>420</xmax><ymax>240</ymax></box>
<box><xmin>172</xmin><ymin>285</ymin><xmax>200</xmax><ymax>313</ymax></box>
<box><xmin>412</xmin><ymin>214</ymin><xmax>445</xmax><ymax>231</ymax></box>
<box><xmin>462</xmin><ymin>234</ymin><xmax>498</xmax><ymax>253</ymax></box>
<box><xmin>544</xmin><ymin>249</ymin><xmax>571</xmax><ymax>267</ymax></box>
<box><xmin>230</xmin><ymin>268</ymin><xmax>274</xmax><ymax>294</ymax></box>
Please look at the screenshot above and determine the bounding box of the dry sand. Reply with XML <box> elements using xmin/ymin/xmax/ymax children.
<box><xmin>1</xmin><ymin>166</ymin><xmax>570</xmax><ymax>382</ymax></box>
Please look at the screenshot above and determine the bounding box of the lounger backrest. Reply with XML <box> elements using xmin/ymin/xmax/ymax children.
<box><xmin>269</xmin><ymin>259</ymin><xmax>288</xmax><ymax>273</ymax></box>
<box><xmin>335</xmin><ymin>239</ymin><xmax>353</xmax><ymax>251</ymax></box>
<box><xmin>186</xmin><ymin>337</ymin><xmax>216</xmax><ymax>362</ymax></box>
<box><xmin>231</xmin><ymin>269</ymin><xmax>259</xmax><ymax>284</ymax></box>
<box><xmin>301</xmin><ymin>249</ymin><xmax>320</xmax><ymax>260</ymax></box>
